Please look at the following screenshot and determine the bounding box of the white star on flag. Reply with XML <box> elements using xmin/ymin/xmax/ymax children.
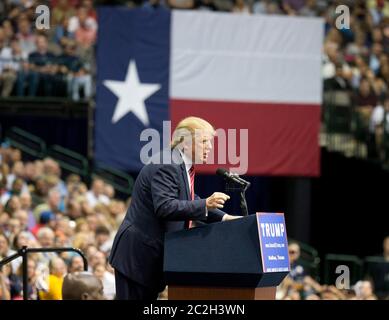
<box><xmin>103</xmin><ymin>60</ymin><xmax>161</xmax><ymax>126</ymax></box>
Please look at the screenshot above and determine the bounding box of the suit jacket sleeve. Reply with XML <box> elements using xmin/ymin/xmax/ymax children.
<box><xmin>151</xmin><ymin>165</ymin><xmax>207</xmax><ymax>221</ymax></box>
<box><xmin>194</xmin><ymin>194</ymin><xmax>226</xmax><ymax>223</ymax></box>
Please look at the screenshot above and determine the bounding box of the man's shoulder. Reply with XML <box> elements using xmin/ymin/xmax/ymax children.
<box><xmin>147</xmin><ymin>148</ymin><xmax>184</xmax><ymax>165</ymax></box>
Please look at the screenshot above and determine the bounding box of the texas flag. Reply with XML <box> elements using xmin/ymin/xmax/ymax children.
<box><xmin>95</xmin><ymin>7</ymin><xmax>323</xmax><ymax>176</ymax></box>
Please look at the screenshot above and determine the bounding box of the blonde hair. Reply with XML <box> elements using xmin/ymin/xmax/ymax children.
<box><xmin>171</xmin><ymin>117</ymin><xmax>215</xmax><ymax>149</ymax></box>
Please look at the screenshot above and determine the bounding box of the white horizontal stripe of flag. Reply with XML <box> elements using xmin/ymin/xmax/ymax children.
<box><xmin>170</xmin><ymin>11</ymin><xmax>324</xmax><ymax>105</ymax></box>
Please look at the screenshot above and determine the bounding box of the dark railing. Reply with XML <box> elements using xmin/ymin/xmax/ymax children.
<box><xmin>0</xmin><ymin>246</ymin><xmax>88</xmax><ymax>300</ymax></box>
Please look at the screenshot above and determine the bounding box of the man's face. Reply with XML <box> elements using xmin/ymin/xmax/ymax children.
<box><xmin>186</xmin><ymin>130</ymin><xmax>214</xmax><ymax>164</ymax></box>
<box><xmin>71</xmin><ymin>256</ymin><xmax>84</xmax><ymax>272</ymax></box>
<box><xmin>288</xmin><ymin>244</ymin><xmax>300</xmax><ymax>263</ymax></box>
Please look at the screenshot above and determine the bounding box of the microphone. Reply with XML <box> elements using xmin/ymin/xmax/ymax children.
<box><xmin>216</xmin><ymin>168</ymin><xmax>250</xmax><ymax>188</ymax></box>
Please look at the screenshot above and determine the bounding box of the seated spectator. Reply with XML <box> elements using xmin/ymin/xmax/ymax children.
<box><xmin>0</xmin><ymin>267</ymin><xmax>11</xmax><ymax>300</ymax></box>
<box><xmin>30</xmin><ymin>177</ymin><xmax>49</xmax><ymax>208</ymax></box>
<box><xmin>15</xmin><ymin>17</ymin><xmax>36</xmax><ymax>57</ymax></box>
<box><xmin>369</xmin><ymin>97</ymin><xmax>389</xmax><ymax>159</ymax></box>
<box><xmin>0</xmin><ymin>261</ymin><xmax>21</xmax><ymax>299</ymax></box>
<box><xmin>95</xmin><ymin>225</ymin><xmax>112</xmax><ymax>254</ymax></box>
<box><xmin>281</xmin><ymin>0</ymin><xmax>305</xmax><ymax>15</ymax></box>
<box><xmin>252</xmin><ymin>0</ymin><xmax>281</xmax><ymax>15</ymax></box>
<box><xmin>168</xmin><ymin>0</ymin><xmax>195</xmax><ymax>9</ymax></box>
<box><xmin>232</xmin><ymin>0</ymin><xmax>250</xmax><ymax>14</ymax></box>
<box><xmin>142</xmin><ymin>0</ymin><xmax>169</xmax><ymax>10</ymax></box>
<box><xmin>68</xmin><ymin>255</ymin><xmax>85</xmax><ymax>273</ymax></box>
<box><xmin>16</xmin><ymin>34</ymin><xmax>58</xmax><ymax>97</ymax></box>
<box><xmin>33</xmin><ymin>189</ymin><xmax>62</xmax><ymax>222</ymax></box>
<box><xmin>74</xmin><ymin>19</ymin><xmax>97</xmax><ymax>51</ymax></box>
<box><xmin>68</xmin><ymin>5</ymin><xmax>97</xmax><ymax>35</ymax></box>
<box><xmin>352</xmin><ymin>280</ymin><xmax>377</xmax><ymax>300</ymax></box>
<box><xmin>298</xmin><ymin>0</ymin><xmax>318</xmax><ymax>17</ymax></box>
<box><xmin>0</xmin><ymin>34</ymin><xmax>16</xmax><ymax>97</ymax></box>
<box><xmin>53</xmin><ymin>16</ymin><xmax>75</xmax><ymax>46</ymax></box>
<box><xmin>52</xmin><ymin>0</ymin><xmax>76</xmax><ymax>26</ymax></box>
<box><xmin>93</xmin><ymin>263</ymin><xmax>115</xmax><ymax>300</ymax></box>
<box><xmin>31</xmin><ymin>210</ymin><xmax>56</xmax><ymax>237</ymax></box>
<box><xmin>2</xmin><ymin>20</ymin><xmax>14</xmax><ymax>45</ymax></box>
<box><xmin>14</xmin><ymin>258</ymin><xmax>39</xmax><ymax>300</ymax></box>
<box><xmin>86</xmin><ymin>178</ymin><xmax>110</xmax><ymax>208</ymax></box>
<box><xmin>324</xmin><ymin>63</ymin><xmax>352</xmax><ymax>91</ymax></box>
<box><xmin>288</xmin><ymin>242</ymin><xmax>305</xmax><ymax>283</ymax></box>
<box><xmin>195</xmin><ymin>0</ymin><xmax>217</xmax><ymax>11</ymax></box>
<box><xmin>383</xmin><ymin>235</ymin><xmax>389</xmax><ymax>262</ymax></box>
<box><xmin>82</xmin><ymin>0</ymin><xmax>97</xmax><ymax>20</ymax></box>
<box><xmin>62</xmin><ymin>272</ymin><xmax>105</xmax><ymax>300</ymax></box>
<box><xmin>0</xmin><ymin>232</ymin><xmax>19</xmax><ymax>273</ymax></box>
<box><xmin>57</xmin><ymin>41</ymin><xmax>92</xmax><ymax>101</ymax></box>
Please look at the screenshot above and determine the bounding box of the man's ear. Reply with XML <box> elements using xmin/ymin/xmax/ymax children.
<box><xmin>81</xmin><ymin>292</ymin><xmax>90</xmax><ymax>300</ymax></box>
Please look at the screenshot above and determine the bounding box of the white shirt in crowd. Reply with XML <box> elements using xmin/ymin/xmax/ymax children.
<box><xmin>85</xmin><ymin>190</ymin><xmax>110</xmax><ymax>208</ymax></box>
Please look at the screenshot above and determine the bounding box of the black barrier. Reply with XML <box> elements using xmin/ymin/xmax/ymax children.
<box><xmin>0</xmin><ymin>246</ymin><xmax>88</xmax><ymax>300</ymax></box>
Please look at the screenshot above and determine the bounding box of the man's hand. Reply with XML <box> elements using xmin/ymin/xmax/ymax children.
<box><xmin>222</xmin><ymin>214</ymin><xmax>243</xmax><ymax>221</ymax></box>
<box><xmin>206</xmin><ymin>192</ymin><xmax>230</xmax><ymax>210</ymax></box>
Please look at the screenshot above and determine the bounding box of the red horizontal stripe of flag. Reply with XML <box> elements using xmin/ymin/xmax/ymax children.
<box><xmin>170</xmin><ymin>99</ymin><xmax>321</xmax><ymax>177</ymax></box>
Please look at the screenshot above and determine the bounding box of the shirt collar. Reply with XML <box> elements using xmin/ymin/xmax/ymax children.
<box><xmin>179</xmin><ymin>150</ymin><xmax>193</xmax><ymax>173</ymax></box>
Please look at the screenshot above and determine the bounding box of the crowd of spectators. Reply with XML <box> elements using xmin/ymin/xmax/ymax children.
<box><xmin>2</xmin><ymin>0</ymin><xmax>389</xmax><ymax>161</ymax></box>
<box><xmin>0</xmin><ymin>143</ymin><xmax>388</xmax><ymax>300</ymax></box>
<box><xmin>0</xmin><ymin>0</ymin><xmax>95</xmax><ymax>100</ymax></box>
<box><xmin>0</xmin><ymin>144</ymin><xmax>128</xmax><ymax>299</ymax></box>
<box><xmin>1</xmin><ymin>0</ymin><xmax>389</xmax><ymax>300</ymax></box>
<box><xmin>276</xmin><ymin>240</ymin><xmax>389</xmax><ymax>300</ymax></box>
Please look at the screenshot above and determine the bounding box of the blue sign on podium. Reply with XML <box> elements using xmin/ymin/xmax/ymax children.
<box><xmin>256</xmin><ymin>212</ymin><xmax>290</xmax><ymax>273</ymax></box>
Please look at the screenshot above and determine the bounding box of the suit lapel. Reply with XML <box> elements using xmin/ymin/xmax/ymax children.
<box><xmin>172</xmin><ymin>148</ymin><xmax>191</xmax><ymax>200</ymax></box>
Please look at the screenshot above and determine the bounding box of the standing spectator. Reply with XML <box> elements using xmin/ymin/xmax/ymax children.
<box><xmin>38</xmin><ymin>257</ymin><xmax>67</xmax><ymax>300</ymax></box>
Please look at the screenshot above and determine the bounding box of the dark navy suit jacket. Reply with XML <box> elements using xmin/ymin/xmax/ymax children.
<box><xmin>109</xmin><ymin>148</ymin><xmax>226</xmax><ymax>290</ymax></box>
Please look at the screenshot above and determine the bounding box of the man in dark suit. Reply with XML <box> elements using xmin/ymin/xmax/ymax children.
<box><xmin>109</xmin><ymin>116</ymin><xmax>239</xmax><ymax>299</ymax></box>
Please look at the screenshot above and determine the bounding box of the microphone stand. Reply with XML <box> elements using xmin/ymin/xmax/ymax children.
<box><xmin>225</xmin><ymin>179</ymin><xmax>250</xmax><ymax>216</ymax></box>
<box><xmin>240</xmin><ymin>185</ymin><xmax>249</xmax><ymax>216</ymax></box>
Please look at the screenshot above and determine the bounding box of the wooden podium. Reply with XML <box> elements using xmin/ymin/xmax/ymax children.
<box><xmin>164</xmin><ymin>214</ymin><xmax>289</xmax><ymax>300</ymax></box>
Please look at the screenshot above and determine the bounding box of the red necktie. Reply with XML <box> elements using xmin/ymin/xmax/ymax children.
<box><xmin>186</xmin><ymin>165</ymin><xmax>195</xmax><ymax>229</ymax></box>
